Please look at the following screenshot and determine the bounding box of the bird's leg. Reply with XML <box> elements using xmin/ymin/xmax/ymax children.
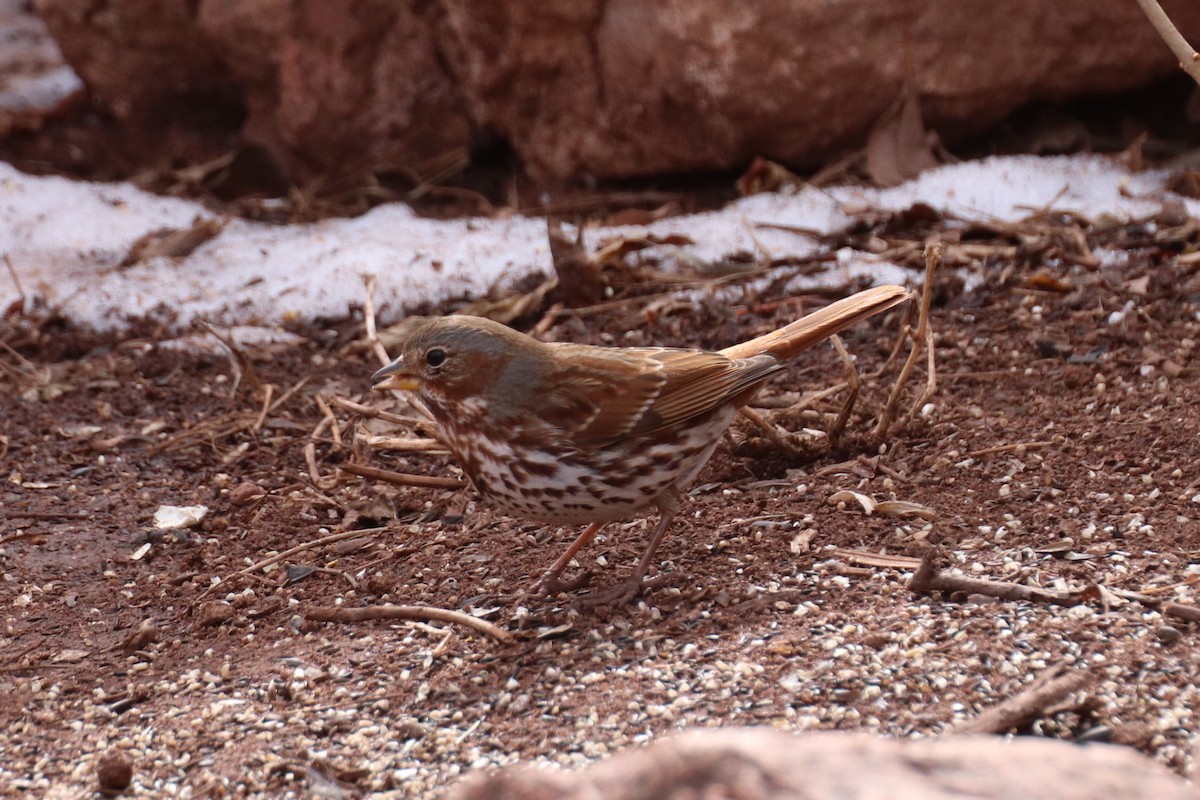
<box><xmin>582</xmin><ymin>505</ymin><xmax>680</xmax><ymax>606</ymax></box>
<box><xmin>531</xmin><ymin>521</ymin><xmax>606</xmax><ymax>596</ymax></box>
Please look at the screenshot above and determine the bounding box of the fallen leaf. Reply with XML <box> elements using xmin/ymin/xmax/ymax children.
<box><xmin>592</xmin><ymin>233</ymin><xmax>695</xmax><ymax>266</ymax></box>
<box><xmin>865</xmin><ymin>84</ymin><xmax>939</xmax><ymax>187</ymax></box>
<box><xmin>828</xmin><ymin>490</ymin><xmax>876</xmax><ymax>515</ymax></box>
<box><xmin>548</xmin><ymin>218</ymin><xmax>604</xmax><ymax>307</ymax></box>
<box><xmin>1026</xmin><ymin>272</ymin><xmax>1073</xmax><ymax>293</ymax></box>
<box><xmin>153</xmin><ymin>505</ymin><xmax>209</xmax><ymax>529</ymax></box>
<box><xmin>737</xmin><ymin>156</ymin><xmax>805</xmax><ymax>196</ymax></box>
<box><xmin>121</xmin><ymin>216</ymin><xmax>226</xmax><ymax>267</ymax></box>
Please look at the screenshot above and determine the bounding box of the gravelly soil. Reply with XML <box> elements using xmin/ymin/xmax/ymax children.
<box><xmin>4</xmin><ymin>216</ymin><xmax>1200</xmax><ymax>796</ymax></box>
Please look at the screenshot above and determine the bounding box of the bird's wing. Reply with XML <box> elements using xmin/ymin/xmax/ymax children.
<box><xmin>534</xmin><ymin>345</ymin><xmax>783</xmax><ymax>450</ymax></box>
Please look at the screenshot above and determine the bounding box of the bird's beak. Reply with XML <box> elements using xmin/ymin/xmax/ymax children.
<box><xmin>371</xmin><ymin>357</ymin><xmax>420</xmax><ymax>392</ymax></box>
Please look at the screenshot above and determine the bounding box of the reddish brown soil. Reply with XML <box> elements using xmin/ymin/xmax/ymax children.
<box><xmin>4</xmin><ymin>218</ymin><xmax>1200</xmax><ymax>795</ymax></box>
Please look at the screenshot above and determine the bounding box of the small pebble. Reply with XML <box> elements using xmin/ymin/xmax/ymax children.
<box><xmin>96</xmin><ymin>750</ymin><xmax>133</xmax><ymax>794</ymax></box>
<box><xmin>1156</xmin><ymin>625</ymin><xmax>1182</xmax><ymax>645</ymax></box>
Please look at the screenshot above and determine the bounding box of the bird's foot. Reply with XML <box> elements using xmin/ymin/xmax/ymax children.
<box><xmin>577</xmin><ymin>571</ymin><xmax>684</xmax><ymax>607</ymax></box>
<box><xmin>530</xmin><ymin>569</ymin><xmax>594</xmax><ymax>598</ymax></box>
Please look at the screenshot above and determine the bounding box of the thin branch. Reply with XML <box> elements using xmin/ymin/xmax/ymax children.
<box><xmin>908</xmin><ymin>551</ymin><xmax>1080</xmax><ymax>606</ymax></box>
<box><xmin>955</xmin><ymin>664</ymin><xmax>1096</xmax><ymax>734</ymax></box>
<box><xmin>316</xmin><ymin>395</ymin><xmax>342</xmax><ymax>448</ymax></box>
<box><xmin>306</xmin><ymin>603</ymin><xmax>513</xmax><ymax>644</ymax></box>
<box><xmin>340</xmin><ymin>462</ymin><xmax>466</xmax><ymax>490</ymax></box>
<box><xmin>1108</xmin><ymin>587</ymin><xmax>1200</xmax><ymax>624</ymax></box>
<box><xmin>1134</xmin><ymin>0</ymin><xmax>1200</xmax><ymax>86</ymax></box>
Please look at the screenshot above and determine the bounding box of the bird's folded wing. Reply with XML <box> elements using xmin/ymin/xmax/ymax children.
<box><xmin>535</xmin><ymin>346</ymin><xmax>782</xmax><ymax>449</ymax></box>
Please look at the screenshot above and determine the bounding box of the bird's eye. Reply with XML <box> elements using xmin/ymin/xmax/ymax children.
<box><xmin>425</xmin><ymin>348</ymin><xmax>447</xmax><ymax>367</ymax></box>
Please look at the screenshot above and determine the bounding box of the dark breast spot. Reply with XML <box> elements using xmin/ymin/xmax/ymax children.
<box><xmin>525</xmin><ymin>460</ymin><xmax>558</xmax><ymax>478</ymax></box>
<box><xmin>602</xmin><ymin>473</ymin><xmax>636</xmax><ymax>489</ymax></box>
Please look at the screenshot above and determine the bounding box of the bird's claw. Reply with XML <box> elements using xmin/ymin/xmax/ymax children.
<box><xmin>531</xmin><ymin>569</ymin><xmax>594</xmax><ymax>597</ymax></box>
<box><xmin>577</xmin><ymin>572</ymin><xmax>684</xmax><ymax>607</ymax></box>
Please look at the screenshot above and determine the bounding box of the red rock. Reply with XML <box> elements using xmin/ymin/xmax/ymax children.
<box><xmin>33</xmin><ymin>0</ymin><xmax>1200</xmax><ymax>181</ymax></box>
<box><xmin>446</xmin><ymin>729</ymin><xmax>1197</xmax><ymax>800</ymax></box>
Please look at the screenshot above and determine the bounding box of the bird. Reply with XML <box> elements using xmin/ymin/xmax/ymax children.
<box><xmin>371</xmin><ymin>284</ymin><xmax>911</xmax><ymax>604</ymax></box>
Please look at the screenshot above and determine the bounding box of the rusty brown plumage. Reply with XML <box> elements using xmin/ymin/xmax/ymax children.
<box><xmin>372</xmin><ymin>284</ymin><xmax>910</xmax><ymax>604</ymax></box>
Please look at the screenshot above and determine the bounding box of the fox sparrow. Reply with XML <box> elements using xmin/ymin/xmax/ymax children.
<box><xmin>372</xmin><ymin>284</ymin><xmax>910</xmax><ymax>603</ymax></box>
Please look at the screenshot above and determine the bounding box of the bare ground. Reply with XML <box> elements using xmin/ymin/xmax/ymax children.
<box><xmin>3</xmin><ymin>209</ymin><xmax>1200</xmax><ymax>797</ymax></box>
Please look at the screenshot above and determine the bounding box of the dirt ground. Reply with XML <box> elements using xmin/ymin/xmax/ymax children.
<box><xmin>4</xmin><ymin>3</ymin><xmax>1200</xmax><ymax>795</ymax></box>
<box><xmin>4</xmin><ymin>204</ymin><xmax>1200</xmax><ymax>797</ymax></box>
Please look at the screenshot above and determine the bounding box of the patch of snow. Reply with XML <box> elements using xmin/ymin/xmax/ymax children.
<box><xmin>1</xmin><ymin>154</ymin><xmax>1197</xmax><ymax>331</ymax></box>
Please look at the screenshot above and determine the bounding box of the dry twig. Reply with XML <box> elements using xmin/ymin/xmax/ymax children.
<box><xmin>1133</xmin><ymin>0</ymin><xmax>1200</xmax><ymax>86</ymax></box>
<box><xmin>331</xmin><ymin>396</ymin><xmax>418</xmax><ymax>426</ymax></box>
<box><xmin>315</xmin><ymin>395</ymin><xmax>342</xmax><ymax>448</ymax></box>
<box><xmin>955</xmin><ymin>664</ymin><xmax>1096</xmax><ymax>734</ymax></box>
<box><xmin>306</xmin><ymin>603</ymin><xmax>513</xmax><ymax>644</ymax></box>
<box><xmin>4</xmin><ymin>255</ymin><xmax>25</xmax><ymax>310</ymax></box>
<box><xmin>1108</xmin><ymin>588</ymin><xmax>1200</xmax><ymax>624</ymax></box>
<box><xmin>364</xmin><ymin>435</ymin><xmax>448</xmax><ymax>452</ymax></box>
<box><xmin>340</xmin><ymin>462</ymin><xmax>466</xmax><ymax>490</ymax></box>
<box><xmin>830</xmin><ymin>548</ymin><xmax>922</xmax><ymax>570</ymax></box>
<box><xmin>910</xmin><ymin>553</ymin><xmax>1200</xmax><ymax>626</ymax></box>
<box><xmin>909</xmin><ymin>552</ymin><xmax>1081</xmax><ymax>606</ymax></box>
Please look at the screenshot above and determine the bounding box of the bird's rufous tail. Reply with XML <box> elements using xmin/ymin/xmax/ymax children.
<box><xmin>720</xmin><ymin>285</ymin><xmax>911</xmax><ymax>362</ymax></box>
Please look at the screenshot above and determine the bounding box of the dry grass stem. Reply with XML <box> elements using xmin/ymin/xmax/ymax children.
<box><xmin>316</xmin><ymin>395</ymin><xmax>342</xmax><ymax>448</ymax></box>
<box><xmin>201</xmin><ymin>321</ymin><xmax>265</xmax><ymax>396</ymax></box>
<box><xmin>827</xmin><ymin>334</ymin><xmax>861</xmax><ymax>448</ymax></box>
<box><xmin>362</xmin><ymin>273</ymin><xmax>393</xmax><ymax>367</ymax></box>
<box><xmin>876</xmin><ymin>241</ymin><xmax>940</xmax><ymax>438</ymax></box>
<box><xmin>738</xmin><ymin>406</ymin><xmax>802</xmax><ymax>456</ymax></box>
<box><xmin>331</xmin><ymin>396</ymin><xmax>416</xmax><ymax>426</ymax></box>
<box><xmin>966</xmin><ymin>441</ymin><xmax>1054</xmax><ymax>459</ymax></box>
<box><xmin>197</xmin><ymin>526</ymin><xmax>391</xmax><ymax>600</ymax></box>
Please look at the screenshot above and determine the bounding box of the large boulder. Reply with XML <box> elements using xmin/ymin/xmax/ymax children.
<box><xmin>446</xmin><ymin>729</ymin><xmax>1197</xmax><ymax>800</ymax></box>
<box><xmin>33</xmin><ymin>0</ymin><xmax>1200</xmax><ymax>181</ymax></box>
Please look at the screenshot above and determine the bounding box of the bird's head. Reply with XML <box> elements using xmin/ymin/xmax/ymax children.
<box><xmin>371</xmin><ymin>316</ymin><xmax>547</xmax><ymax>414</ymax></box>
